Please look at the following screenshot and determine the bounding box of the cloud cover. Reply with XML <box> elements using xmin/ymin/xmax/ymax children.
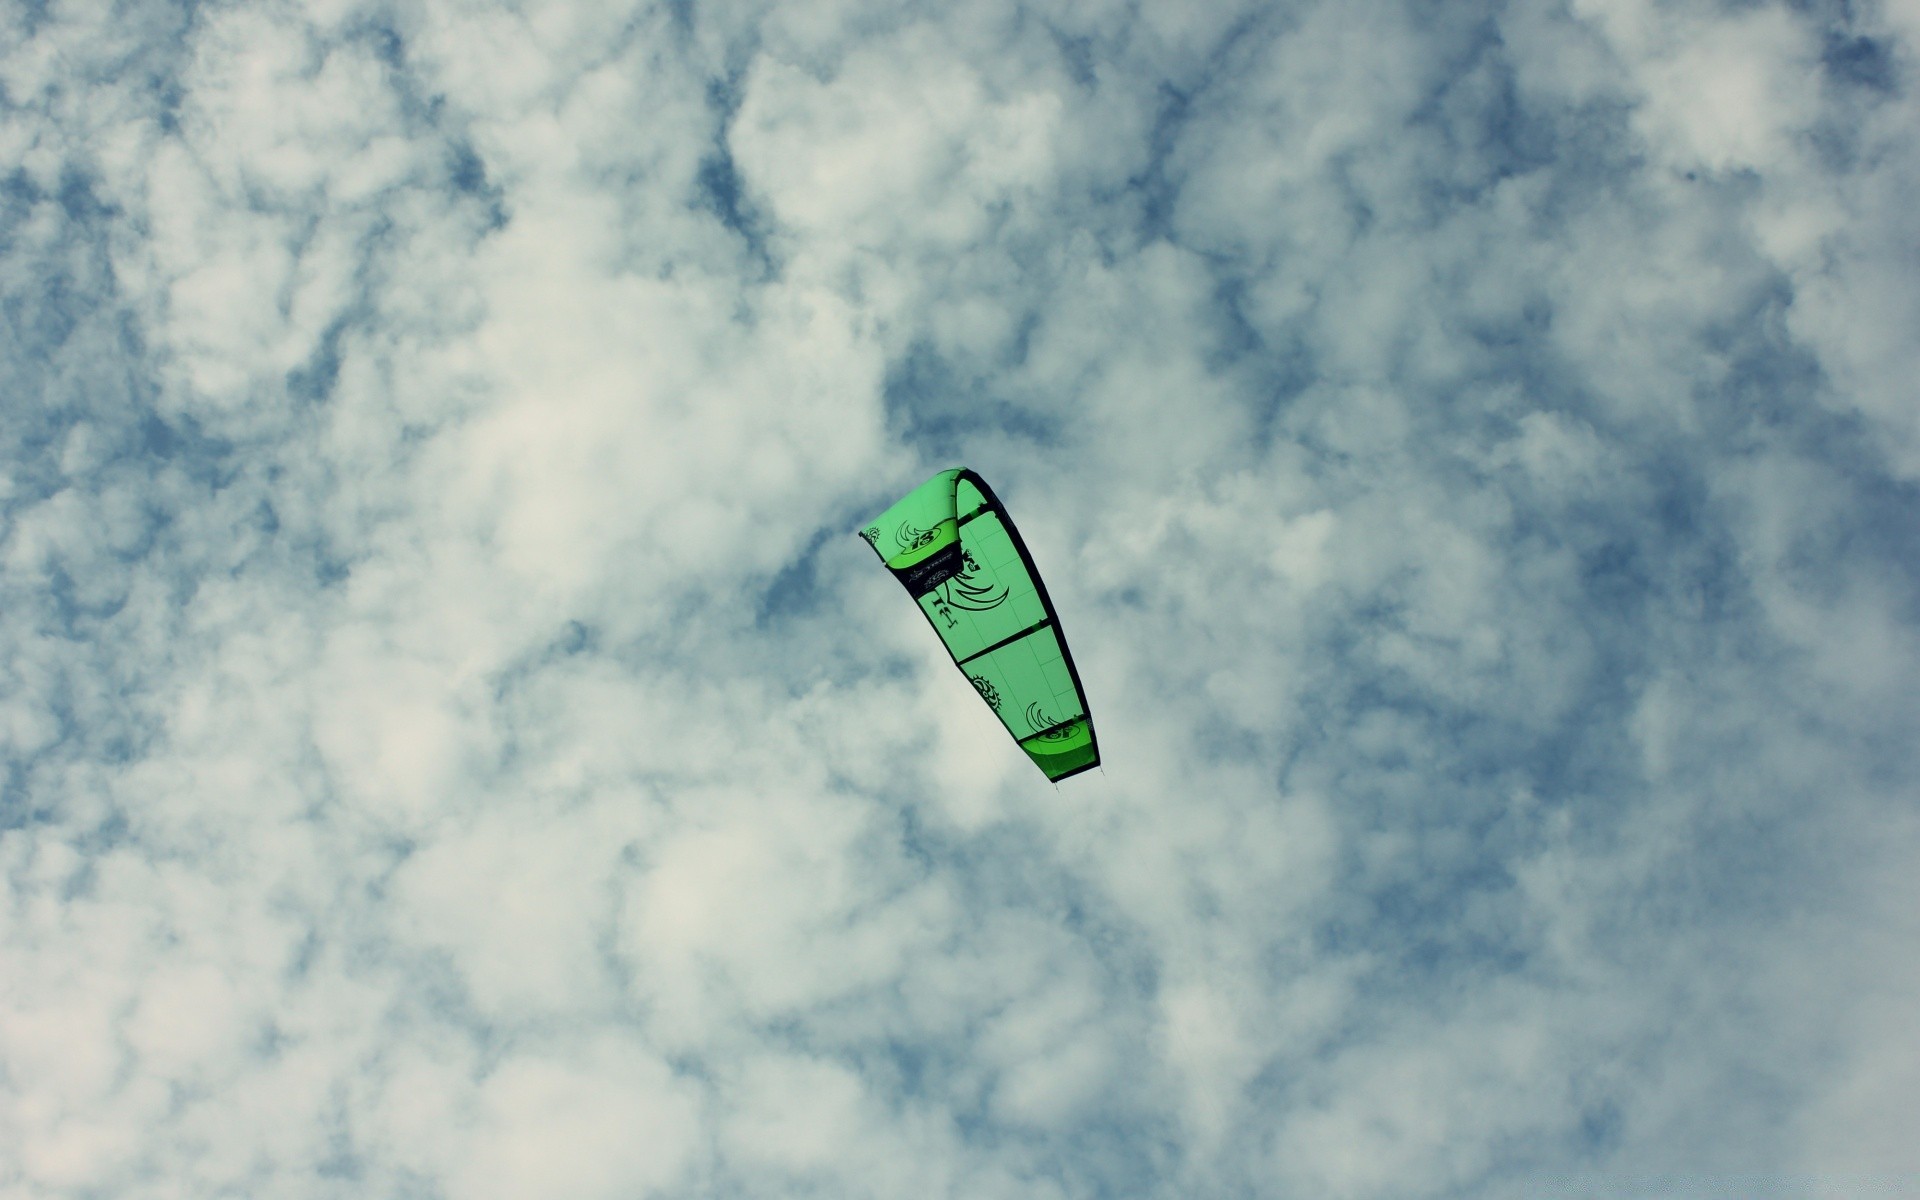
<box><xmin>3</xmin><ymin>0</ymin><xmax>1918</xmax><ymax>1195</ymax></box>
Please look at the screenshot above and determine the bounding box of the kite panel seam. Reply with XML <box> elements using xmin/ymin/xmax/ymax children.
<box><xmin>955</xmin><ymin>616</ymin><xmax>1056</xmax><ymax>666</ymax></box>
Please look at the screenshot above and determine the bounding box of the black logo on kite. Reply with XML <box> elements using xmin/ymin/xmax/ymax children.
<box><xmin>1024</xmin><ymin>703</ymin><xmax>1080</xmax><ymax>741</ymax></box>
<box><xmin>930</xmin><ymin>546</ymin><xmax>1010</xmax><ymax>629</ymax></box>
<box><xmin>894</xmin><ymin>523</ymin><xmax>938</xmax><ymax>552</ymax></box>
<box><xmin>860</xmin><ymin>526</ymin><xmax>880</xmax><ymax>547</ymax></box>
<box><xmin>944</xmin><ymin>550</ymin><xmax>1009</xmax><ymax>611</ymax></box>
<box><xmin>970</xmin><ymin>675</ymin><xmax>1001</xmax><ymax>710</ymax></box>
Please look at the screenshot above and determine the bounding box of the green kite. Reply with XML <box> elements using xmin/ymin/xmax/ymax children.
<box><xmin>861</xmin><ymin>468</ymin><xmax>1099</xmax><ymax>782</ymax></box>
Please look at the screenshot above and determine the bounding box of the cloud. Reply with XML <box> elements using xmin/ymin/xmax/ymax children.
<box><xmin>4</xmin><ymin>0</ymin><xmax>1918</xmax><ymax>1196</ymax></box>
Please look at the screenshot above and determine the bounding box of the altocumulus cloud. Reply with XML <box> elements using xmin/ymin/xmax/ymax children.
<box><xmin>2</xmin><ymin>0</ymin><xmax>1918</xmax><ymax>1196</ymax></box>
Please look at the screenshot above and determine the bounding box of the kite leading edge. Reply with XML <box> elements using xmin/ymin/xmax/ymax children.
<box><xmin>860</xmin><ymin>468</ymin><xmax>1100</xmax><ymax>782</ymax></box>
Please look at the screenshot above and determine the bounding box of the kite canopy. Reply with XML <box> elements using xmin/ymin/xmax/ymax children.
<box><xmin>861</xmin><ymin>468</ymin><xmax>1099</xmax><ymax>782</ymax></box>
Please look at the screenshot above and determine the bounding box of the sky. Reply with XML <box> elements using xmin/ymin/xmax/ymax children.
<box><xmin>3</xmin><ymin>0</ymin><xmax>1919</xmax><ymax>1196</ymax></box>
